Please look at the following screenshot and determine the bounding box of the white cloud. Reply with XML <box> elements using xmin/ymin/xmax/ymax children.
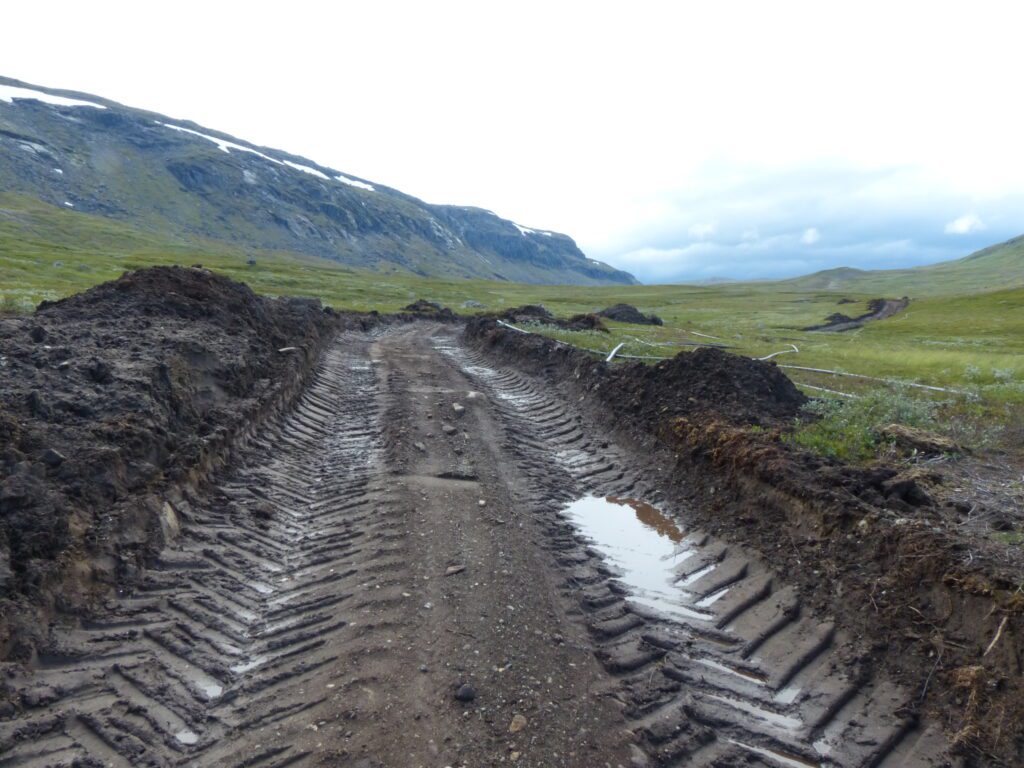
<box><xmin>944</xmin><ymin>213</ymin><xmax>985</xmax><ymax>235</ymax></box>
<box><xmin>801</xmin><ymin>227</ymin><xmax>821</xmax><ymax>245</ymax></box>
<box><xmin>3</xmin><ymin>2</ymin><xmax>1024</xmax><ymax>282</ymax></box>
<box><xmin>687</xmin><ymin>221</ymin><xmax>717</xmax><ymax>239</ymax></box>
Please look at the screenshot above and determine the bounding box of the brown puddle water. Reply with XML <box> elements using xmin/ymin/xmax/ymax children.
<box><xmin>561</xmin><ymin>495</ymin><xmax>711</xmax><ymax>622</ymax></box>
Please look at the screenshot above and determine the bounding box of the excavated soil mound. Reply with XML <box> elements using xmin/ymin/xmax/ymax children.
<box><xmin>0</xmin><ymin>266</ymin><xmax>344</xmax><ymax>657</ymax></box>
<box><xmin>466</xmin><ymin>316</ymin><xmax>806</xmax><ymax>426</ymax></box>
<box><xmin>565</xmin><ymin>313</ymin><xmax>608</xmax><ymax>332</ymax></box>
<box><xmin>597</xmin><ymin>303</ymin><xmax>663</xmax><ymax>325</ymax></box>
<box><xmin>498</xmin><ymin>306</ymin><xmax>608</xmax><ymax>333</ymax></box>
<box><xmin>498</xmin><ymin>304</ymin><xmax>554</xmax><ymax>324</ymax></box>
<box><xmin>402</xmin><ymin>299</ymin><xmax>458</xmax><ymax>320</ymax></box>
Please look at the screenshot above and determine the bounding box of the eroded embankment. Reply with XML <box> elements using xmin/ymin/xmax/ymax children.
<box><xmin>0</xmin><ymin>267</ymin><xmax>367</xmax><ymax>660</ymax></box>
<box><xmin>464</xmin><ymin>317</ymin><xmax>1024</xmax><ymax>766</ymax></box>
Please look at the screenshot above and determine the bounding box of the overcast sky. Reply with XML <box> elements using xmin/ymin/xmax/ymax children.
<box><xmin>4</xmin><ymin>1</ymin><xmax>1023</xmax><ymax>283</ymax></box>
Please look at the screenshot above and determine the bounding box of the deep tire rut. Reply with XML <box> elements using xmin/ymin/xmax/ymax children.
<box><xmin>1</xmin><ymin>327</ymin><xmax>952</xmax><ymax>768</ymax></box>
<box><xmin>1</xmin><ymin>337</ymin><xmax>391</xmax><ymax>767</ymax></box>
<box><xmin>442</xmin><ymin>340</ymin><xmax>951</xmax><ymax>768</ymax></box>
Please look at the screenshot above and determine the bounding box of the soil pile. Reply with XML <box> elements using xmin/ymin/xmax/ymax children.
<box><xmin>0</xmin><ymin>266</ymin><xmax>343</xmax><ymax>657</ymax></box>
<box><xmin>498</xmin><ymin>306</ymin><xmax>608</xmax><ymax>333</ymax></box>
<box><xmin>597</xmin><ymin>303</ymin><xmax>663</xmax><ymax>325</ymax></box>
<box><xmin>498</xmin><ymin>304</ymin><xmax>554</xmax><ymax>324</ymax></box>
<box><xmin>465</xmin><ymin>317</ymin><xmax>806</xmax><ymax>426</ymax></box>
<box><xmin>402</xmin><ymin>299</ymin><xmax>458</xmax><ymax>321</ymax></box>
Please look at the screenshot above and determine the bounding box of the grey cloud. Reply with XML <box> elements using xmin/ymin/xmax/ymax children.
<box><xmin>590</xmin><ymin>164</ymin><xmax>1024</xmax><ymax>283</ymax></box>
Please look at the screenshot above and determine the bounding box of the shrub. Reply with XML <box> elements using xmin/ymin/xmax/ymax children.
<box><xmin>788</xmin><ymin>388</ymin><xmax>941</xmax><ymax>462</ymax></box>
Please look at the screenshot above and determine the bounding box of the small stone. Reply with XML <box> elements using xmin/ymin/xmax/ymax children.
<box><xmin>478</xmin><ymin>499</ymin><xmax>486</xmax><ymax>507</ymax></box>
<box><xmin>445</xmin><ymin>565</ymin><xmax>466</xmax><ymax>576</ymax></box>
<box><xmin>452</xmin><ymin>403</ymin><xmax>465</xmax><ymax>415</ymax></box>
<box><xmin>419</xmin><ymin>664</ymin><xmax>429</xmax><ymax>673</ymax></box>
<box><xmin>509</xmin><ymin>714</ymin><xmax>528</xmax><ymax>733</ymax></box>
<box><xmin>442</xmin><ymin>424</ymin><xmax>457</xmax><ymax>435</ymax></box>
<box><xmin>454</xmin><ymin>683</ymin><xmax>476</xmax><ymax>702</ymax></box>
<box><xmin>413</xmin><ymin>441</ymin><xmax>426</xmax><ymax>452</ymax></box>
<box><xmin>40</xmin><ymin>448</ymin><xmax>65</xmax><ymax>467</ymax></box>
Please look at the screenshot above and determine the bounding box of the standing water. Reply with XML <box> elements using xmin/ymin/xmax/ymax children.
<box><xmin>561</xmin><ymin>495</ymin><xmax>712</xmax><ymax>622</ymax></box>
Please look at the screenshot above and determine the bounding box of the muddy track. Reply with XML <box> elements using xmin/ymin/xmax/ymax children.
<box><xmin>440</xmin><ymin>341</ymin><xmax>952</xmax><ymax>768</ymax></box>
<box><xmin>1</xmin><ymin>335</ymin><xmax>396</xmax><ymax>767</ymax></box>
<box><xmin>1</xmin><ymin>325</ymin><xmax>952</xmax><ymax>767</ymax></box>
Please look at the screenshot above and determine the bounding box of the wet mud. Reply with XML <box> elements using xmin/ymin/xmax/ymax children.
<box><xmin>0</xmin><ymin>271</ymin><xmax>1020</xmax><ymax>766</ymax></box>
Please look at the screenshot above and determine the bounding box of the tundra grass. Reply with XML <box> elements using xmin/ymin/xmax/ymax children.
<box><xmin>3</xmin><ymin>193</ymin><xmax>1022</xmax><ymax>442</ymax></box>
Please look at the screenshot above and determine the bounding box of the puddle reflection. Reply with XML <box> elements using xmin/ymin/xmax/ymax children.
<box><xmin>561</xmin><ymin>495</ymin><xmax>710</xmax><ymax>621</ymax></box>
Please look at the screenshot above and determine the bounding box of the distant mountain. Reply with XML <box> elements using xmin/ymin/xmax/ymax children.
<box><xmin>783</xmin><ymin>236</ymin><xmax>1024</xmax><ymax>296</ymax></box>
<box><xmin>0</xmin><ymin>76</ymin><xmax>636</xmax><ymax>286</ymax></box>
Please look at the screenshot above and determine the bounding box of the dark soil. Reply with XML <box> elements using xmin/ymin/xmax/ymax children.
<box><xmin>464</xmin><ymin>317</ymin><xmax>1024</xmax><ymax>766</ymax></box>
<box><xmin>3</xmin><ymin>271</ymin><xmax>1021</xmax><ymax>766</ymax></box>
<box><xmin>402</xmin><ymin>298</ymin><xmax>459</xmax><ymax>321</ymax></box>
<box><xmin>467</xmin><ymin>316</ymin><xmax>807</xmax><ymax>426</ymax></box>
<box><xmin>497</xmin><ymin>305</ymin><xmax>608</xmax><ymax>332</ymax></box>
<box><xmin>805</xmin><ymin>297</ymin><xmax>911</xmax><ymax>331</ymax></box>
<box><xmin>0</xmin><ymin>266</ymin><xmax>351</xmax><ymax>658</ymax></box>
<box><xmin>597</xmin><ymin>303</ymin><xmax>663</xmax><ymax>325</ymax></box>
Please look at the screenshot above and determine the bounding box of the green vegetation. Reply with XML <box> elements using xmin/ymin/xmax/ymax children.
<box><xmin>783</xmin><ymin>236</ymin><xmax>1024</xmax><ymax>296</ymax></box>
<box><xmin>787</xmin><ymin>390</ymin><xmax>941</xmax><ymax>462</ymax></box>
<box><xmin>3</xmin><ymin>192</ymin><xmax>1021</xmax><ymax>457</ymax></box>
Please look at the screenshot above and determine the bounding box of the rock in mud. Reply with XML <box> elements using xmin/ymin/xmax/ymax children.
<box><xmin>508</xmin><ymin>713</ymin><xmax>528</xmax><ymax>733</ymax></box>
<box><xmin>39</xmin><ymin>448</ymin><xmax>65</xmax><ymax>467</ymax></box>
<box><xmin>454</xmin><ymin>683</ymin><xmax>477</xmax><ymax>702</ymax></box>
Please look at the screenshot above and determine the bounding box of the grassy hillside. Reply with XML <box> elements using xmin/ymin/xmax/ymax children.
<box><xmin>3</xmin><ymin>194</ymin><xmax>1021</xmax><ymax>440</ymax></box>
<box><xmin>783</xmin><ymin>235</ymin><xmax>1024</xmax><ymax>296</ymax></box>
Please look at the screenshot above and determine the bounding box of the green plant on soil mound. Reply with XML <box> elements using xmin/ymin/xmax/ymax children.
<box><xmin>788</xmin><ymin>389</ymin><xmax>942</xmax><ymax>462</ymax></box>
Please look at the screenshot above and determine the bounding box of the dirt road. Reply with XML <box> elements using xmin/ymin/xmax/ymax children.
<box><xmin>0</xmin><ymin>325</ymin><xmax>952</xmax><ymax>767</ymax></box>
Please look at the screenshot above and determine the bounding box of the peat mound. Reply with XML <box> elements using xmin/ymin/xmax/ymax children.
<box><xmin>498</xmin><ymin>305</ymin><xmax>608</xmax><ymax>333</ymax></box>
<box><xmin>0</xmin><ymin>266</ymin><xmax>343</xmax><ymax>659</ymax></box>
<box><xmin>402</xmin><ymin>299</ymin><xmax>458</xmax><ymax>321</ymax></box>
<box><xmin>465</xmin><ymin>317</ymin><xmax>806</xmax><ymax>426</ymax></box>
<box><xmin>597</xmin><ymin>303</ymin><xmax>663</xmax><ymax>325</ymax></box>
<box><xmin>498</xmin><ymin>304</ymin><xmax>554</xmax><ymax>324</ymax></box>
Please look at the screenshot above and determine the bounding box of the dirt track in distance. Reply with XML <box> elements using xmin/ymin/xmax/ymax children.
<box><xmin>0</xmin><ymin>322</ymin><xmax>957</xmax><ymax>768</ymax></box>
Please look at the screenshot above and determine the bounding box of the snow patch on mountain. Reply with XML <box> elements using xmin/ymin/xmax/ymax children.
<box><xmin>0</xmin><ymin>85</ymin><xmax>106</xmax><ymax>110</ymax></box>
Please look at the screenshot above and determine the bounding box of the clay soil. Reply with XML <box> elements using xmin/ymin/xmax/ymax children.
<box><xmin>0</xmin><ymin>270</ymin><xmax>1021</xmax><ymax>767</ymax></box>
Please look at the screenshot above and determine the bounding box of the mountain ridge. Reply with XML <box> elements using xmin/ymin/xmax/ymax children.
<box><xmin>0</xmin><ymin>75</ymin><xmax>637</xmax><ymax>286</ymax></box>
<box><xmin>781</xmin><ymin>235</ymin><xmax>1024</xmax><ymax>295</ymax></box>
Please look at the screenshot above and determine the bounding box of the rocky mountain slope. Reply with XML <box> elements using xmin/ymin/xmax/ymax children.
<box><xmin>0</xmin><ymin>76</ymin><xmax>636</xmax><ymax>285</ymax></box>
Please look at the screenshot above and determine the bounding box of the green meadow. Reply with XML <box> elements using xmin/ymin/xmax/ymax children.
<box><xmin>3</xmin><ymin>192</ymin><xmax>1022</xmax><ymax>455</ymax></box>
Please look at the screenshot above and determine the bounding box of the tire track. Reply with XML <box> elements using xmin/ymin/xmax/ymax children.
<box><xmin>442</xmin><ymin>339</ymin><xmax>952</xmax><ymax>768</ymax></box>
<box><xmin>0</xmin><ymin>336</ymin><xmax>399</xmax><ymax>768</ymax></box>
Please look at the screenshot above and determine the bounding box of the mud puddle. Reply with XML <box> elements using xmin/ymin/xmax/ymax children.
<box><xmin>561</xmin><ymin>495</ymin><xmax>714</xmax><ymax>622</ymax></box>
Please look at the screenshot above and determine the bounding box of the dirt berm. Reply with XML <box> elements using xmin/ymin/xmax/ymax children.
<box><xmin>0</xmin><ymin>267</ymin><xmax>370</xmax><ymax>659</ymax></box>
<box><xmin>465</xmin><ymin>317</ymin><xmax>1024</xmax><ymax>766</ymax></box>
